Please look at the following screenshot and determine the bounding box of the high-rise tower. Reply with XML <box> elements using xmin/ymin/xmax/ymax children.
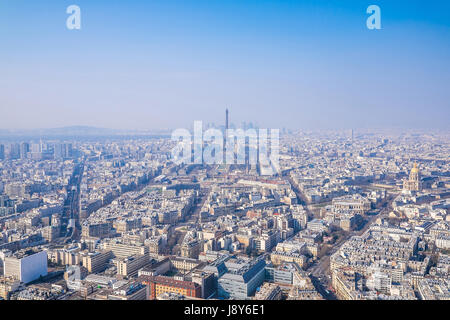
<box><xmin>226</xmin><ymin>108</ymin><xmax>229</xmax><ymax>130</ymax></box>
<box><xmin>224</xmin><ymin>108</ymin><xmax>229</xmax><ymax>166</ymax></box>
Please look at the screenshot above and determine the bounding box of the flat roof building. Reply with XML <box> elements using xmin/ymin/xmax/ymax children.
<box><xmin>3</xmin><ymin>249</ymin><xmax>48</xmax><ymax>284</ymax></box>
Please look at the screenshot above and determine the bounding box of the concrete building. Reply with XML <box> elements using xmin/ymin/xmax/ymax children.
<box><xmin>102</xmin><ymin>241</ymin><xmax>149</xmax><ymax>259</ymax></box>
<box><xmin>218</xmin><ymin>258</ymin><xmax>266</xmax><ymax>300</ymax></box>
<box><xmin>115</xmin><ymin>253</ymin><xmax>150</xmax><ymax>277</ymax></box>
<box><xmin>81</xmin><ymin>251</ymin><xmax>112</xmax><ymax>273</ymax></box>
<box><xmin>3</xmin><ymin>250</ymin><xmax>48</xmax><ymax>284</ymax></box>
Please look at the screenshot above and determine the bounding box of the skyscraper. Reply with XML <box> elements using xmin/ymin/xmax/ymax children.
<box><xmin>54</xmin><ymin>143</ymin><xmax>73</xmax><ymax>159</ymax></box>
<box><xmin>20</xmin><ymin>142</ymin><xmax>30</xmax><ymax>159</ymax></box>
<box><xmin>226</xmin><ymin>108</ymin><xmax>229</xmax><ymax>131</ymax></box>
<box><xmin>9</xmin><ymin>143</ymin><xmax>20</xmax><ymax>160</ymax></box>
<box><xmin>224</xmin><ymin>109</ymin><xmax>229</xmax><ymax>165</ymax></box>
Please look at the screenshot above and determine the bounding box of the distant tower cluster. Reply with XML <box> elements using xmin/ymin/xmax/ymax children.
<box><xmin>223</xmin><ymin>108</ymin><xmax>229</xmax><ymax>166</ymax></box>
<box><xmin>403</xmin><ymin>163</ymin><xmax>422</xmax><ymax>192</ymax></box>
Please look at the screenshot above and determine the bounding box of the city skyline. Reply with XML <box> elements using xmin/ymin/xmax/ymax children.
<box><xmin>0</xmin><ymin>129</ymin><xmax>449</xmax><ymax>302</ymax></box>
<box><xmin>0</xmin><ymin>0</ymin><xmax>449</xmax><ymax>305</ymax></box>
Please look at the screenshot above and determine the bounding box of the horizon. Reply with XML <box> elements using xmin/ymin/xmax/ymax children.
<box><xmin>1</xmin><ymin>123</ymin><xmax>450</xmax><ymax>133</ymax></box>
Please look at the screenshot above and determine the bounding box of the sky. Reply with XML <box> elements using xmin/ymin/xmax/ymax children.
<box><xmin>0</xmin><ymin>0</ymin><xmax>449</xmax><ymax>131</ymax></box>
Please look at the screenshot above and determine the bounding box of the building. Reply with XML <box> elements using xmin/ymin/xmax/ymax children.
<box><xmin>180</xmin><ymin>239</ymin><xmax>201</xmax><ymax>259</ymax></box>
<box><xmin>16</xmin><ymin>283</ymin><xmax>64</xmax><ymax>300</ymax></box>
<box><xmin>54</xmin><ymin>143</ymin><xmax>73</xmax><ymax>159</ymax></box>
<box><xmin>436</xmin><ymin>235</ymin><xmax>450</xmax><ymax>249</ymax></box>
<box><xmin>170</xmin><ymin>256</ymin><xmax>203</xmax><ymax>273</ymax></box>
<box><xmin>253</xmin><ymin>230</ymin><xmax>280</xmax><ymax>253</ymax></box>
<box><xmin>41</xmin><ymin>226</ymin><xmax>60</xmax><ymax>242</ymax></box>
<box><xmin>403</xmin><ymin>163</ymin><xmax>422</xmax><ymax>192</ymax></box>
<box><xmin>218</xmin><ymin>258</ymin><xmax>266</xmax><ymax>300</ymax></box>
<box><xmin>417</xmin><ymin>278</ymin><xmax>450</xmax><ymax>300</ymax></box>
<box><xmin>115</xmin><ymin>253</ymin><xmax>150</xmax><ymax>277</ymax></box>
<box><xmin>138</xmin><ymin>258</ymin><xmax>171</xmax><ymax>277</ymax></box>
<box><xmin>253</xmin><ymin>282</ymin><xmax>282</xmax><ymax>300</ymax></box>
<box><xmin>307</xmin><ymin>219</ymin><xmax>328</xmax><ymax>233</ymax></box>
<box><xmin>147</xmin><ymin>237</ymin><xmax>164</xmax><ymax>255</ymax></box>
<box><xmin>332</xmin><ymin>194</ymin><xmax>371</xmax><ymax>215</ymax></box>
<box><xmin>140</xmin><ymin>275</ymin><xmax>202</xmax><ymax>300</ymax></box>
<box><xmin>0</xmin><ymin>277</ymin><xmax>21</xmax><ymax>299</ymax></box>
<box><xmin>3</xmin><ymin>250</ymin><xmax>48</xmax><ymax>284</ymax></box>
<box><xmin>9</xmin><ymin>143</ymin><xmax>20</xmax><ymax>159</ymax></box>
<box><xmin>368</xmin><ymin>271</ymin><xmax>392</xmax><ymax>295</ymax></box>
<box><xmin>108</xmin><ymin>282</ymin><xmax>148</xmax><ymax>300</ymax></box>
<box><xmin>264</xmin><ymin>262</ymin><xmax>305</xmax><ymax>285</ymax></box>
<box><xmin>102</xmin><ymin>241</ymin><xmax>149</xmax><ymax>259</ymax></box>
<box><xmin>331</xmin><ymin>269</ymin><xmax>360</xmax><ymax>300</ymax></box>
<box><xmin>82</xmin><ymin>222</ymin><xmax>112</xmax><ymax>239</ymax></box>
<box><xmin>113</xmin><ymin>218</ymin><xmax>142</xmax><ymax>233</ymax></box>
<box><xmin>20</xmin><ymin>143</ymin><xmax>30</xmax><ymax>159</ymax></box>
<box><xmin>81</xmin><ymin>251</ymin><xmax>112</xmax><ymax>273</ymax></box>
<box><xmin>47</xmin><ymin>246</ymin><xmax>81</xmax><ymax>266</ymax></box>
<box><xmin>270</xmin><ymin>251</ymin><xmax>306</xmax><ymax>268</ymax></box>
<box><xmin>189</xmin><ymin>270</ymin><xmax>216</xmax><ymax>299</ymax></box>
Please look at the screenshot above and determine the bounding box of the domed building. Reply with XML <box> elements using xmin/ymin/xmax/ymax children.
<box><xmin>403</xmin><ymin>163</ymin><xmax>422</xmax><ymax>192</ymax></box>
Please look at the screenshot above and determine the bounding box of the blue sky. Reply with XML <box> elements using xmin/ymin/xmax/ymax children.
<box><xmin>1</xmin><ymin>0</ymin><xmax>449</xmax><ymax>130</ymax></box>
